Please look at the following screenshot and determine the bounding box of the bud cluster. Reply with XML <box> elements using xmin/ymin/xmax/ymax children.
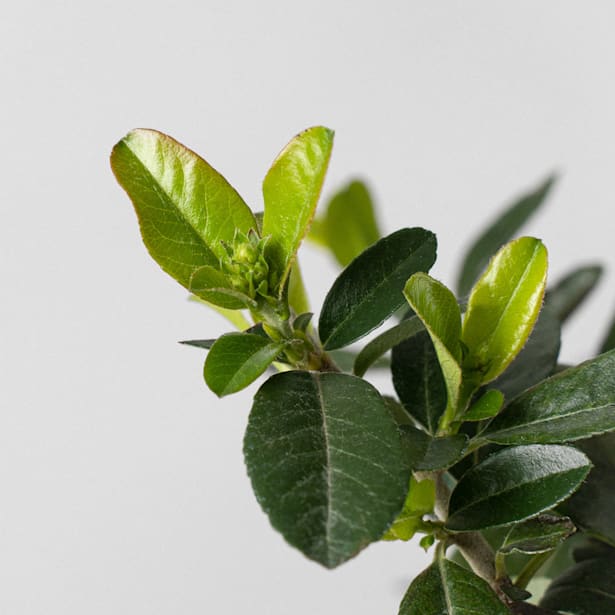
<box><xmin>220</xmin><ymin>230</ymin><xmax>279</xmax><ymax>299</ymax></box>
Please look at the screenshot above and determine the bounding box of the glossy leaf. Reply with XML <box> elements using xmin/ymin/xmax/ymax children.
<box><xmin>319</xmin><ymin>228</ymin><xmax>437</xmax><ymax>350</ymax></box>
<box><xmin>404</xmin><ymin>273</ymin><xmax>463</xmax><ymax>426</ymax></box>
<box><xmin>354</xmin><ymin>315</ymin><xmax>424</xmax><ymax>378</ymax></box>
<box><xmin>541</xmin><ymin>551</ymin><xmax>615</xmax><ymax>614</ymax></box>
<box><xmin>392</xmin><ymin>330</ymin><xmax>446</xmax><ymax>434</ymax></box>
<box><xmin>400</xmin><ymin>426</ymin><xmax>468</xmax><ymax>471</ymax></box>
<box><xmin>545</xmin><ymin>264</ymin><xmax>602</xmax><ymax>323</ymax></box>
<box><xmin>488</xmin><ymin>305</ymin><xmax>561</xmax><ymax>402</ymax></box>
<box><xmin>111</xmin><ymin>129</ymin><xmax>257</xmax><ymax>290</ymax></box>
<box><xmin>262</xmin><ymin>127</ymin><xmax>334</xmax><ymax>292</ymax></box>
<box><xmin>244</xmin><ymin>371</ymin><xmax>408</xmax><ymax>568</ymax></box>
<box><xmin>382</xmin><ymin>477</ymin><xmax>434</xmax><ymax>541</ymax></box>
<box><xmin>314</xmin><ymin>180</ymin><xmax>381</xmax><ymax>267</ymax></box>
<box><xmin>446</xmin><ymin>444</ymin><xmax>591</xmax><ymax>531</ymax></box>
<box><xmin>399</xmin><ymin>558</ymin><xmax>509</xmax><ymax>615</ymax></box>
<box><xmin>559</xmin><ymin>432</ymin><xmax>615</xmax><ymax>546</ymax></box>
<box><xmin>461</xmin><ymin>237</ymin><xmax>548</xmax><ymax>384</ymax></box>
<box><xmin>204</xmin><ymin>333</ymin><xmax>284</xmax><ymax>397</ymax></box>
<box><xmin>463</xmin><ymin>389</ymin><xmax>504</xmax><ymax>422</ymax></box>
<box><xmin>500</xmin><ymin>514</ymin><xmax>576</xmax><ymax>555</ymax></box>
<box><xmin>481</xmin><ymin>349</ymin><xmax>615</xmax><ymax>445</ymax></box>
<box><xmin>457</xmin><ymin>174</ymin><xmax>555</xmax><ymax>298</ymax></box>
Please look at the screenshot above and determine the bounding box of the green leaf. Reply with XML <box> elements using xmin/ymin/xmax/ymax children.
<box><xmin>481</xmin><ymin>349</ymin><xmax>615</xmax><ymax>445</ymax></box>
<box><xmin>399</xmin><ymin>558</ymin><xmax>509</xmax><ymax>615</ymax></box>
<box><xmin>599</xmin><ymin>311</ymin><xmax>615</xmax><ymax>353</ymax></box>
<box><xmin>392</xmin><ymin>329</ymin><xmax>446</xmax><ymax>434</ymax></box>
<box><xmin>461</xmin><ymin>237</ymin><xmax>548</xmax><ymax>384</ymax></box>
<box><xmin>404</xmin><ymin>273</ymin><xmax>463</xmax><ymax>428</ymax></box>
<box><xmin>292</xmin><ymin>312</ymin><xmax>313</xmax><ymax>332</ymax></box>
<box><xmin>287</xmin><ymin>262</ymin><xmax>310</xmax><ymax>315</ymax></box>
<box><xmin>111</xmin><ymin>129</ymin><xmax>257</xmax><ymax>291</ymax></box>
<box><xmin>463</xmin><ymin>389</ymin><xmax>504</xmax><ymax>422</ymax></box>
<box><xmin>457</xmin><ymin>174</ymin><xmax>556</xmax><ymax>298</ymax></box>
<box><xmin>400</xmin><ymin>426</ymin><xmax>468</xmax><ymax>471</ymax></box>
<box><xmin>541</xmin><ymin>551</ymin><xmax>615</xmax><ymax>614</ymax></box>
<box><xmin>545</xmin><ymin>264</ymin><xmax>602</xmax><ymax>322</ymax></box>
<box><xmin>244</xmin><ymin>371</ymin><xmax>409</xmax><ymax>568</ymax></box>
<box><xmin>314</xmin><ymin>180</ymin><xmax>381</xmax><ymax>267</ymax></box>
<box><xmin>180</xmin><ymin>339</ymin><xmax>216</xmax><ymax>349</ymax></box>
<box><xmin>319</xmin><ymin>228</ymin><xmax>437</xmax><ymax>350</ymax></box>
<box><xmin>488</xmin><ymin>305</ymin><xmax>561</xmax><ymax>402</ymax></box>
<box><xmin>446</xmin><ymin>444</ymin><xmax>591</xmax><ymax>531</ymax></box>
<box><xmin>354</xmin><ymin>315</ymin><xmax>424</xmax><ymax>377</ymax></box>
<box><xmin>203</xmin><ymin>333</ymin><xmax>284</xmax><ymax>397</ymax></box>
<box><xmin>499</xmin><ymin>514</ymin><xmax>576</xmax><ymax>555</ymax></box>
<box><xmin>382</xmin><ymin>477</ymin><xmax>435</xmax><ymax>541</ymax></box>
<box><xmin>329</xmin><ymin>350</ymin><xmax>390</xmax><ymax>374</ymax></box>
<box><xmin>189</xmin><ymin>265</ymin><xmax>255</xmax><ymax>309</ymax></box>
<box><xmin>262</xmin><ymin>127</ymin><xmax>334</xmax><ymax>293</ymax></box>
<box><xmin>559</xmin><ymin>432</ymin><xmax>615</xmax><ymax>546</ymax></box>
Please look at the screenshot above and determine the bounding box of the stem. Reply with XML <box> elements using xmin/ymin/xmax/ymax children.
<box><xmin>515</xmin><ymin>551</ymin><xmax>553</xmax><ymax>590</ymax></box>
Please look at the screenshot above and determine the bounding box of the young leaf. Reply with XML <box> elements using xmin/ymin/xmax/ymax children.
<box><xmin>204</xmin><ymin>333</ymin><xmax>285</xmax><ymax>397</ymax></box>
<box><xmin>463</xmin><ymin>389</ymin><xmax>504</xmax><ymax>422</ymax></box>
<box><xmin>488</xmin><ymin>305</ymin><xmax>561</xmax><ymax>402</ymax></box>
<box><xmin>481</xmin><ymin>349</ymin><xmax>615</xmax><ymax>445</ymax></box>
<box><xmin>391</xmin><ymin>329</ymin><xmax>446</xmax><ymax>434</ymax></box>
<box><xmin>559</xmin><ymin>432</ymin><xmax>615</xmax><ymax>546</ymax></box>
<box><xmin>599</xmin><ymin>310</ymin><xmax>615</xmax><ymax>353</ymax></box>
<box><xmin>319</xmin><ymin>228</ymin><xmax>437</xmax><ymax>350</ymax></box>
<box><xmin>189</xmin><ymin>265</ymin><xmax>255</xmax><ymax>309</ymax></box>
<box><xmin>403</xmin><ymin>273</ymin><xmax>463</xmax><ymax>428</ymax></box>
<box><xmin>354</xmin><ymin>315</ymin><xmax>424</xmax><ymax>377</ymax></box>
<box><xmin>399</xmin><ymin>558</ymin><xmax>509</xmax><ymax>615</ymax></box>
<box><xmin>244</xmin><ymin>371</ymin><xmax>409</xmax><ymax>569</ymax></box>
<box><xmin>457</xmin><ymin>174</ymin><xmax>555</xmax><ymax>298</ymax></box>
<box><xmin>541</xmin><ymin>551</ymin><xmax>615</xmax><ymax>613</ymax></box>
<box><xmin>262</xmin><ymin>127</ymin><xmax>334</xmax><ymax>293</ymax></box>
<box><xmin>461</xmin><ymin>237</ymin><xmax>548</xmax><ymax>384</ymax></box>
<box><xmin>315</xmin><ymin>180</ymin><xmax>381</xmax><ymax>267</ymax></box>
<box><xmin>111</xmin><ymin>129</ymin><xmax>257</xmax><ymax>290</ymax></box>
<box><xmin>382</xmin><ymin>477</ymin><xmax>435</xmax><ymax>541</ymax></box>
<box><xmin>545</xmin><ymin>264</ymin><xmax>602</xmax><ymax>323</ymax></box>
<box><xmin>287</xmin><ymin>261</ymin><xmax>310</xmax><ymax>314</ymax></box>
<box><xmin>499</xmin><ymin>514</ymin><xmax>575</xmax><ymax>555</ymax></box>
<box><xmin>446</xmin><ymin>444</ymin><xmax>591</xmax><ymax>531</ymax></box>
<box><xmin>399</xmin><ymin>426</ymin><xmax>468</xmax><ymax>471</ymax></box>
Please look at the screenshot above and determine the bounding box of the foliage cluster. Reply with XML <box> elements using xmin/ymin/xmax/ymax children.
<box><xmin>111</xmin><ymin>126</ymin><xmax>615</xmax><ymax>614</ymax></box>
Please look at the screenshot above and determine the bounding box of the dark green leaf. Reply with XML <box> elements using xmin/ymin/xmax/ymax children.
<box><xmin>292</xmin><ymin>312</ymin><xmax>313</xmax><ymax>332</ymax></box>
<box><xmin>180</xmin><ymin>339</ymin><xmax>216</xmax><ymax>349</ymax></box>
<box><xmin>560</xmin><ymin>432</ymin><xmax>615</xmax><ymax>546</ymax></box>
<box><xmin>446</xmin><ymin>444</ymin><xmax>591</xmax><ymax>531</ymax></box>
<box><xmin>399</xmin><ymin>558</ymin><xmax>509</xmax><ymax>614</ymax></box>
<box><xmin>319</xmin><ymin>228</ymin><xmax>437</xmax><ymax>350</ymax></box>
<box><xmin>111</xmin><ymin>129</ymin><xmax>257</xmax><ymax>291</ymax></box>
<box><xmin>461</xmin><ymin>237</ymin><xmax>548</xmax><ymax>384</ymax></box>
<box><xmin>541</xmin><ymin>551</ymin><xmax>615</xmax><ymax>614</ymax></box>
<box><xmin>329</xmin><ymin>350</ymin><xmax>390</xmax><ymax>374</ymax></box>
<box><xmin>481</xmin><ymin>349</ymin><xmax>615</xmax><ymax>445</ymax></box>
<box><xmin>599</xmin><ymin>310</ymin><xmax>615</xmax><ymax>353</ymax></box>
<box><xmin>400</xmin><ymin>426</ymin><xmax>468</xmax><ymax>471</ymax></box>
<box><xmin>489</xmin><ymin>306</ymin><xmax>561</xmax><ymax>402</ymax></box>
<box><xmin>382</xmin><ymin>477</ymin><xmax>435</xmax><ymax>541</ymax></box>
<box><xmin>244</xmin><ymin>371</ymin><xmax>408</xmax><ymax>568</ymax></box>
<box><xmin>262</xmin><ymin>127</ymin><xmax>334</xmax><ymax>292</ymax></box>
<box><xmin>354</xmin><ymin>315</ymin><xmax>424</xmax><ymax>378</ymax></box>
<box><xmin>457</xmin><ymin>174</ymin><xmax>556</xmax><ymax>298</ymax></box>
<box><xmin>463</xmin><ymin>389</ymin><xmax>504</xmax><ymax>422</ymax></box>
<box><xmin>392</xmin><ymin>329</ymin><xmax>446</xmax><ymax>434</ymax></box>
<box><xmin>314</xmin><ymin>179</ymin><xmax>381</xmax><ymax>267</ymax></box>
<box><xmin>545</xmin><ymin>264</ymin><xmax>602</xmax><ymax>322</ymax></box>
<box><xmin>500</xmin><ymin>514</ymin><xmax>576</xmax><ymax>555</ymax></box>
<box><xmin>204</xmin><ymin>333</ymin><xmax>284</xmax><ymax>397</ymax></box>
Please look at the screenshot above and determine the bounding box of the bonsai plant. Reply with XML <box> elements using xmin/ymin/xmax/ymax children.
<box><xmin>110</xmin><ymin>126</ymin><xmax>615</xmax><ymax>614</ymax></box>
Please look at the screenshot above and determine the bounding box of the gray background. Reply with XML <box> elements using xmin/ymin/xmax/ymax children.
<box><xmin>3</xmin><ymin>1</ymin><xmax>615</xmax><ymax>613</ymax></box>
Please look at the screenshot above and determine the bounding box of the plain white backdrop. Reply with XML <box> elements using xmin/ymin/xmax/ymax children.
<box><xmin>3</xmin><ymin>2</ymin><xmax>615</xmax><ymax>613</ymax></box>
